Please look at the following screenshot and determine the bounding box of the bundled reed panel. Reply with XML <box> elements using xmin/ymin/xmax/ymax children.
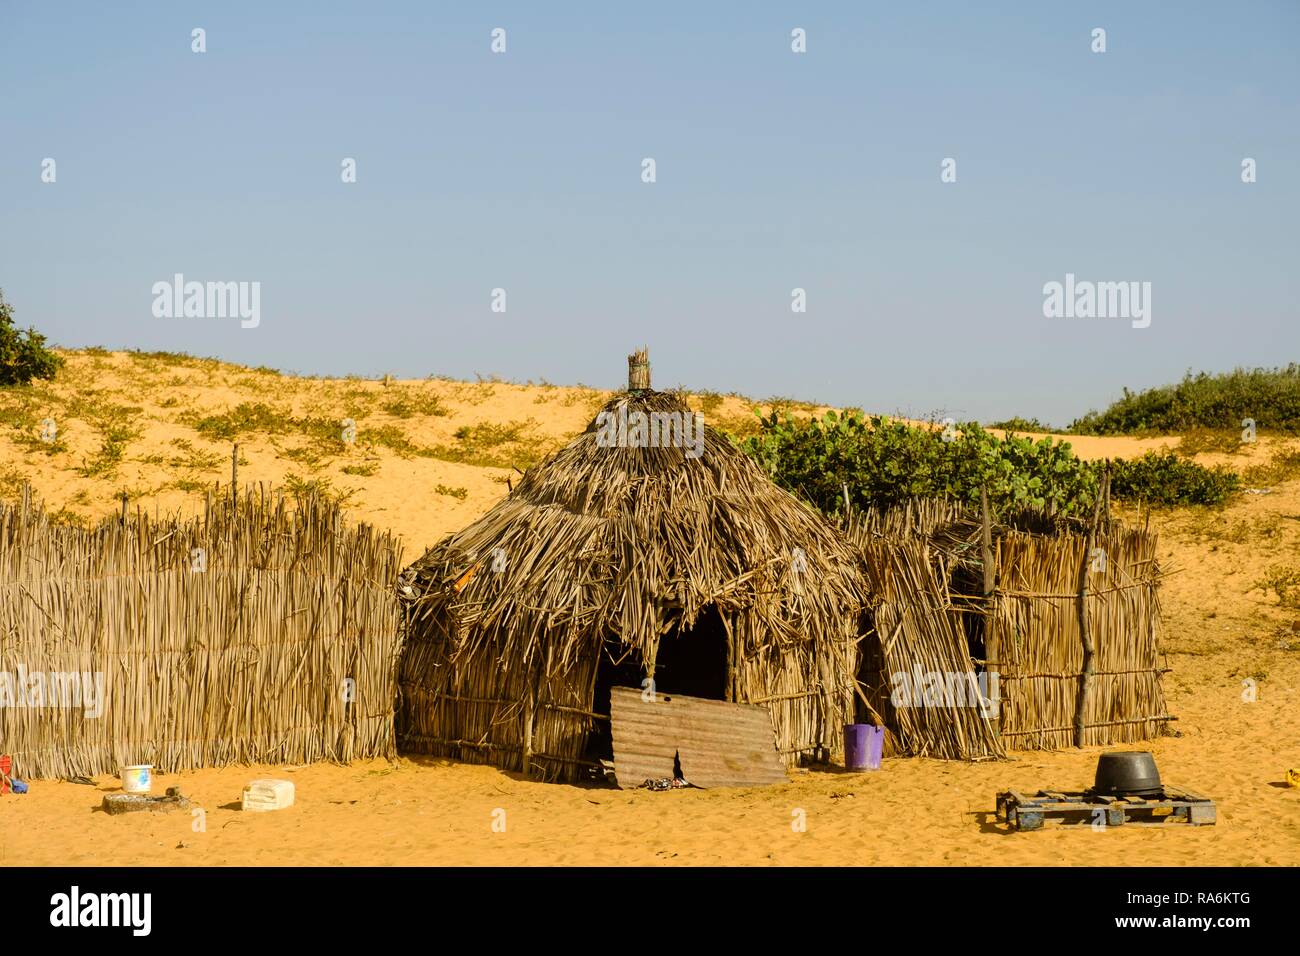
<box><xmin>0</xmin><ymin>489</ymin><xmax>404</xmax><ymax>779</ymax></box>
<box><xmin>988</xmin><ymin>524</ymin><xmax>1171</xmax><ymax>749</ymax></box>
<box><xmin>855</xmin><ymin>536</ymin><xmax>1003</xmax><ymax>760</ymax></box>
<box><xmin>848</xmin><ymin>497</ymin><xmax>1171</xmax><ymax>757</ymax></box>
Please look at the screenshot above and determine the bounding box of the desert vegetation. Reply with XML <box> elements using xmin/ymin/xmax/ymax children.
<box><xmin>1068</xmin><ymin>366</ymin><xmax>1300</xmax><ymax>435</ymax></box>
<box><xmin>0</xmin><ymin>288</ymin><xmax>64</xmax><ymax>386</ymax></box>
<box><xmin>740</xmin><ymin>410</ymin><xmax>1243</xmax><ymax>515</ymax></box>
<box><xmin>2</xmin><ymin>348</ymin><xmax>1293</xmax><ymax>527</ymax></box>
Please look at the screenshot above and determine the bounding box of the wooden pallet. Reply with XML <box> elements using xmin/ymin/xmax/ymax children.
<box><xmin>996</xmin><ymin>786</ymin><xmax>1216</xmax><ymax>831</ymax></box>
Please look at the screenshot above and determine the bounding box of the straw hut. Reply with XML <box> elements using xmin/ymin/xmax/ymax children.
<box><xmin>398</xmin><ymin>352</ymin><xmax>871</xmax><ymax>782</ymax></box>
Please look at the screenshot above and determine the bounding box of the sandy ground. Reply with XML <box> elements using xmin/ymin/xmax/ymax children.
<box><xmin>2</xmin><ymin>350</ymin><xmax>1298</xmax><ymax>865</ymax></box>
<box><xmin>3</xmin><ymin>703</ymin><xmax>1295</xmax><ymax>866</ymax></box>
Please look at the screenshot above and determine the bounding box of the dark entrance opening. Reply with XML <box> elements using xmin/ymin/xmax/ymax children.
<box><xmin>585</xmin><ymin>606</ymin><xmax>731</xmax><ymax>767</ymax></box>
<box><xmin>586</xmin><ymin>639</ymin><xmax>644</xmax><ymax>763</ymax></box>
<box><xmin>855</xmin><ymin>609</ymin><xmax>888</xmax><ymax>726</ymax></box>
<box><xmin>653</xmin><ymin>604</ymin><xmax>729</xmax><ymax>700</ymax></box>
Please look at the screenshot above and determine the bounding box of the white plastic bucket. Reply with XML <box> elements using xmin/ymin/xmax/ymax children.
<box><xmin>121</xmin><ymin>764</ymin><xmax>153</xmax><ymax>794</ymax></box>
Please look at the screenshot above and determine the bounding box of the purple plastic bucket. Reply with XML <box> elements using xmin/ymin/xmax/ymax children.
<box><xmin>844</xmin><ymin>724</ymin><xmax>884</xmax><ymax>771</ymax></box>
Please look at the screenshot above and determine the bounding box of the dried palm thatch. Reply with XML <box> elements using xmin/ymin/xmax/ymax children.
<box><xmin>849</xmin><ymin>497</ymin><xmax>970</xmax><ymax>542</ymax></box>
<box><xmin>848</xmin><ymin>495</ymin><xmax>1171</xmax><ymax>754</ymax></box>
<box><xmin>0</xmin><ymin>486</ymin><xmax>403</xmax><ymax>779</ymax></box>
<box><xmin>399</xmin><ymin>387</ymin><xmax>872</xmax><ymax>782</ymax></box>
<box><xmin>847</xmin><ymin>517</ymin><xmax>1003</xmax><ymax>760</ymax></box>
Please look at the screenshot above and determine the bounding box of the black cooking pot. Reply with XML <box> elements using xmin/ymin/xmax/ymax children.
<box><xmin>1094</xmin><ymin>751</ymin><xmax>1163</xmax><ymax>797</ymax></box>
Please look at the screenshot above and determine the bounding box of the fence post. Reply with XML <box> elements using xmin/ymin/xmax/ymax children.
<box><xmin>230</xmin><ymin>443</ymin><xmax>239</xmax><ymax>509</ymax></box>
<box><xmin>521</xmin><ymin>681</ymin><xmax>535</xmax><ymax>780</ymax></box>
<box><xmin>1074</xmin><ymin>473</ymin><xmax>1106</xmax><ymax>747</ymax></box>
<box><xmin>980</xmin><ymin>486</ymin><xmax>995</xmax><ymax>597</ymax></box>
<box><xmin>720</xmin><ymin>613</ymin><xmax>742</xmax><ymax>704</ymax></box>
<box><xmin>1102</xmin><ymin>460</ymin><xmax>1112</xmax><ymax>526</ymax></box>
<box><xmin>980</xmin><ymin>485</ymin><xmax>1000</xmax><ymax>739</ymax></box>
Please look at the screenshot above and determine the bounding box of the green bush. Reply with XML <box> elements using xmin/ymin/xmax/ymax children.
<box><xmin>1109</xmin><ymin>451</ymin><xmax>1240</xmax><ymax>506</ymax></box>
<box><xmin>192</xmin><ymin>402</ymin><xmax>292</xmax><ymax>441</ymax></box>
<box><xmin>0</xmin><ymin>289</ymin><xmax>63</xmax><ymax>386</ymax></box>
<box><xmin>740</xmin><ymin>411</ymin><xmax>1101</xmax><ymax>518</ymax></box>
<box><xmin>740</xmin><ymin>412</ymin><xmax>1244</xmax><ymax>516</ymax></box>
<box><xmin>1069</xmin><ymin>366</ymin><xmax>1300</xmax><ymax>435</ymax></box>
<box><xmin>986</xmin><ymin>416</ymin><xmax>1051</xmax><ymax>433</ymax></box>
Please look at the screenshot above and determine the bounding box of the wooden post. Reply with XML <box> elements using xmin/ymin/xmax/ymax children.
<box><xmin>120</xmin><ymin>492</ymin><xmax>129</xmax><ymax>526</ymax></box>
<box><xmin>627</xmin><ymin>347</ymin><xmax>650</xmax><ymax>391</ymax></box>
<box><xmin>1102</xmin><ymin>460</ymin><xmax>1112</xmax><ymax>526</ymax></box>
<box><xmin>1074</xmin><ymin>474</ymin><xmax>1106</xmax><ymax>748</ymax></box>
<box><xmin>980</xmin><ymin>485</ymin><xmax>1000</xmax><ymax>738</ymax></box>
<box><xmin>816</xmin><ymin>650</ymin><xmax>838</xmax><ymax>762</ymax></box>
<box><xmin>230</xmin><ymin>443</ymin><xmax>239</xmax><ymax>508</ymax></box>
<box><xmin>521</xmin><ymin>687</ymin><xmax>535</xmax><ymax>779</ymax></box>
<box><xmin>980</xmin><ymin>486</ymin><xmax>995</xmax><ymax>598</ymax></box>
<box><xmin>722</xmin><ymin>614</ymin><xmax>738</xmax><ymax>703</ymax></box>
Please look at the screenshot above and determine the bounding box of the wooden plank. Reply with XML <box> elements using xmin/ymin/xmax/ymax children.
<box><xmin>1015</xmin><ymin>808</ymin><xmax>1044</xmax><ymax>831</ymax></box>
<box><xmin>997</xmin><ymin>786</ymin><xmax>1216</xmax><ymax>830</ymax></box>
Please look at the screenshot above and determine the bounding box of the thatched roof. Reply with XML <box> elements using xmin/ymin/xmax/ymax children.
<box><xmin>404</xmin><ymin>389</ymin><xmax>870</xmax><ymax>672</ymax></box>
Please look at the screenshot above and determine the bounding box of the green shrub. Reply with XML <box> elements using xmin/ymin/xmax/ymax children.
<box><xmin>1069</xmin><ymin>366</ymin><xmax>1300</xmax><ymax>434</ymax></box>
<box><xmin>381</xmin><ymin>392</ymin><xmax>448</xmax><ymax>418</ymax></box>
<box><xmin>1175</xmin><ymin>429</ymin><xmax>1246</xmax><ymax>457</ymax></box>
<box><xmin>427</xmin><ymin>419</ymin><xmax>549</xmax><ymax>469</ymax></box>
<box><xmin>742</xmin><ymin>412</ymin><xmax>1244</xmax><ymax>516</ymax></box>
<box><xmin>1109</xmin><ymin>451</ymin><xmax>1240</xmax><ymax>505</ymax></box>
<box><xmin>192</xmin><ymin>402</ymin><xmax>292</xmax><ymax>441</ymax></box>
<box><xmin>1251</xmin><ymin>565</ymin><xmax>1300</xmax><ymax>608</ymax></box>
<box><xmin>1242</xmin><ymin>448</ymin><xmax>1300</xmax><ymax>487</ymax></box>
<box><xmin>740</xmin><ymin>411</ymin><xmax>1100</xmax><ymax>518</ymax></box>
<box><xmin>0</xmin><ymin>289</ymin><xmax>64</xmax><ymax>386</ymax></box>
<box><xmin>283</xmin><ymin>474</ymin><xmax>355</xmax><ymax>506</ymax></box>
<box><xmin>987</xmin><ymin>416</ymin><xmax>1051</xmax><ymax>433</ymax></box>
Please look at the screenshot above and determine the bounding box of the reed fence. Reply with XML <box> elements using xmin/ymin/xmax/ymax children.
<box><xmin>0</xmin><ymin>486</ymin><xmax>404</xmax><ymax>779</ymax></box>
<box><xmin>988</xmin><ymin>524</ymin><xmax>1171</xmax><ymax>749</ymax></box>
<box><xmin>855</xmin><ymin>535</ymin><xmax>1004</xmax><ymax>760</ymax></box>
<box><xmin>849</xmin><ymin>494</ymin><xmax>1171</xmax><ymax>755</ymax></box>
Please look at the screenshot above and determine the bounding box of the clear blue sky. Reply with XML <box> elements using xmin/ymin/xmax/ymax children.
<box><xmin>2</xmin><ymin>1</ymin><xmax>1296</xmax><ymax>426</ymax></box>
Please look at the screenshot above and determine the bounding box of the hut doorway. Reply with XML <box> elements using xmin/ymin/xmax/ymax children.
<box><xmin>584</xmin><ymin>606</ymin><xmax>730</xmax><ymax>766</ymax></box>
<box><xmin>588</xmin><ymin>639</ymin><xmax>644</xmax><ymax>762</ymax></box>
<box><xmin>653</xmin><ymin>604</ymin><xmax>729</xmax><ymax>700</ymax></box>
